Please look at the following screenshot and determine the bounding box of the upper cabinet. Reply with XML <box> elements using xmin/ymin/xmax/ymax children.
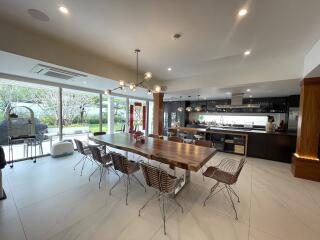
<box><xmin>164</xmin><ymin>96</ymin><xmax>298</xmax><ymax>115</ymax></box>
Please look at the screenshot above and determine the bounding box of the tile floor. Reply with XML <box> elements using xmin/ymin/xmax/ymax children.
<box><xmin>1</xmin><ymin>151</ymin><xmax>320</xmax><ymax>240</ymax></box>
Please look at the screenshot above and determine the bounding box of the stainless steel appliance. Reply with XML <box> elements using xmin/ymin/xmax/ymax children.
<box><xmin>288</xmin><ymin>107</ymin><xmax>299</xmax><ymax>132</ymax></box>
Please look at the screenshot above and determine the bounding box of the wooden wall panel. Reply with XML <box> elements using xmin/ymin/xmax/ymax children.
<box><xmin>292</xmin><ymin>77</ymin><xmax>320</xmax><ymax>181</ymax></box>
<box><xmin>153</xmin><ymin>93</ymin><xmax>164</xmax><ymax>135</ymax></box>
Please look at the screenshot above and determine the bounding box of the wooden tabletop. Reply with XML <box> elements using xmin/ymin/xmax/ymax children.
<box><xmin>89</xmin><ymin>133</ymin><xmax>217</xmax><ymax>171</ymax></box>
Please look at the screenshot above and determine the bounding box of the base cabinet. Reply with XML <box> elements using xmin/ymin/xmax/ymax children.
<box><xmin>247</xmin><ymin>133</ymin><xmax>296</xmax><ymax>163</ymax></box>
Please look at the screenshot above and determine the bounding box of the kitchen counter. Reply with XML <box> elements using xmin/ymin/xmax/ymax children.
<box><xmin>168</xmin><ymin>126</ymin><xmax>297</xmax><ymax>163</ymax></box>
<box><xmin>171</xmin><ymin>126</ymin><xmax>297</xmax><ymax>136</ymax></box>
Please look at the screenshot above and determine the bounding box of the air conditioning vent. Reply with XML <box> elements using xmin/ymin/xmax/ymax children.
<box><xmin>31</xmin><ymin>64</ymin><xmax>87</xmax><ymax>80</ymax></box>
<box><xmin>43</xmin><ymin>70</ymin><xmax>74</xmax><ymax>80</ymax></box>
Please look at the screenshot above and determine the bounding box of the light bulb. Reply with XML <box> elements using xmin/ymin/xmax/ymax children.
<box><xmin>119</xmin><ymin>80</ymin><xmax>125</xmax><ymax>86</ymax></box>
<box><xmin>154</xmin><ymin>85</ymin><xmax>161</xmax><ymax>93</ymax></box>
<box><xmin>144</xmin><ymin>72</ymin><xmax>152</xmax><ymax>80</ymax></box>
<box><xmin>129</xmin><ymin>83</ymin><xmax>135</xmax><ymax>90</ymax></box>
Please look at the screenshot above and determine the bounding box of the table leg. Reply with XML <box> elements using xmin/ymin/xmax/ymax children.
<box><xmin>174</xmin><ymin>169</ymin><xmax>191</xmax><ymax>195</ymax></box>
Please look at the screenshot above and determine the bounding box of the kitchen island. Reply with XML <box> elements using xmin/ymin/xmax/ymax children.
<box><xmin>169</xmin><ymin>126</ymin><xmax>296</xmax><ymax>163</ymax></box>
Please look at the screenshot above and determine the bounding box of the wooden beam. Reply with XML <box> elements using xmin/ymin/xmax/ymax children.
<box><xmin>153</xmin><ymin>92</ymin><xmax>164</xmax><ymax>135</ymax></box>
<box><xmin>292</xmin><ymin>77</ymin><xmax>320</xmax><ymax>181</ymax></box>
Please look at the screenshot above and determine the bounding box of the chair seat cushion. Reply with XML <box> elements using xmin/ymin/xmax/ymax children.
<box><xmin>203</xmin><ymin>166</ymin><xmax>236</xmax><ymax>184</ymax></box>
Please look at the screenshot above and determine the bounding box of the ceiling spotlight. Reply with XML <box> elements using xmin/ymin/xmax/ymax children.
<box><xmin>59</xmin><ymin>6</ymin><xmax>69</xmax><ymax>15</ymax></box>
<box><xmin>129</xmin><ymin>83</ymin><xmax>135</xmax><ymax>90</ymax></box>
<box><xmin>119</xmin><ymin>80</ymin><xmax>125</xmax><ymax>86</ymax></box>
<box><xmin>246</xmin><ymin>88</ymin><xmax>251</xmax><ymax>92</ymax></box>
<box><xmin>147</xmin><ymin>89</ymin><xmax>152</xmax><ymax>95</ymax></box>
<box><xmin>249</xmin><ymin>95</ymin><xmax>253</xmax><ymax>98</ymax></box>
<box><xmin>244</xmin><ymin>50</ymin><xmax>251</xmax><ymax>56</ymax></box>
<box><xmin>154</xmin><ymin>85</ymin><xmax>161</xmax><ymax>93</ymax></box>
<box><xmin>167</xmin><ymin>67</ymin><xmax>172</xmax><ymax>71</ymax></box>
<box><xmin>238</xmin><ymin>8</ymin><xmax>248</xmax><ymax>17</ymax></box>
<box><xmin>144</xmin><ymin>72</ymin><xmax>152</xmax><ymax>80</ymax></box>
<box><xmin>172</xmin><ymin>33</ymin><xmax>182</xmax><ymax>40</ymax></box>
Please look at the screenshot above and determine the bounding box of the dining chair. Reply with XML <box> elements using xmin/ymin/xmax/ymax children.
<box><xmin>148</xmin><ymin>134</ymin><xmax>160</xmax><ymax>139</ymax></box>
<box><xmin>202</xmin><ymin>157</ymin><xmax>246</xmax><ymax>220</ymax></box>
<box><xmin>73</xmin><ymin>139</ymin><xmax>93</xmax><ymax>176</ymax></box>
<box><xmin>194</xmin><ymin>139</ymin><xmax>213</xmax><ymax>148</ymax></box>
<box><xmin>168</xmin><ymin>136</ymin><xmax>183</xmax><ymax>143</ymax></box>
<box><xmin>194</xmin><ymin>139</ymin><xmax>214</xmax><ymax>181</ymax></box>
<box><xmin>88</xmin><ymin>145</ymin><xmax>117</xmax><ymax>189</ymax></box>
<box><xmin>93</xmin><ymin>131</ymin><xmax>106</xmax><ymax>136</ymax></box>
<box><xmin>139</xmin><ymin>162</ymin><xmax>184</xmax><ymax>235</ymax></box>
<box><xmin>109</xmin><ymin>152</ymin><xmax>146</xmax><ymax>205</ymax></box>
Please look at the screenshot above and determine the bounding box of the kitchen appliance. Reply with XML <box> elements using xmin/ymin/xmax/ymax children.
<box><xmin>288</xmin><ymin>107</ymin><xmax>299</xmax><ymax>132</ymax></box>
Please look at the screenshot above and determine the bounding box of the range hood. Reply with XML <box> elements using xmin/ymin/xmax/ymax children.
<box><xmin>216</xmin><ymin>93</ymin><xmax>260</xmax><ymax>109</ymax></box>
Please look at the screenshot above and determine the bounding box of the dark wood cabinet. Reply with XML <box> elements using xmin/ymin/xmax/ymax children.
<box><xmin>247</xmin><ymin>133</ymin><xmax>296</xmax><ymax>163</ymax></box>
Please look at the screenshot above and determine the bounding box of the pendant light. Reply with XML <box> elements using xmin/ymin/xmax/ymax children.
<box><xmin>195</xmin><ymin>95</ymin><xmax>201</xmax><ymax>112</ymax></box>
<box><xmin>186</xmin><ymin>96</ymin><xmax>192</xmax><ymax>112</ymax></box>
<box><xmin>177</xmin><ymin>96</ymin><xmax>184</xmax><ymax>112</ymax></box>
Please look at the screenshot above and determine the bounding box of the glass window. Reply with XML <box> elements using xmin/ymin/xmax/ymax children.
<box><xmin>129</xmin><ymin>99</ymin><xmax>146</xmax><ymax>133</ymax></box>
<box><xmin>148</xmin><ymin>101</ymin><xmax>154</xmax><ymax>134</ymax></box>
<box><xmin>62</xmin><ymin>89</ymin><xmax>100</xmax><ymax>145</ymax></box>
<box><xmin>0</xmin><ymin>80</ymin><xmax>59</xmax><ymax>160</ymax></box>
<box><xmin>113</xmin><ymin>97</ymin><xmax>127</xmax><ymax>132</ymax></box>
<box><xmin>102</xmin><ymin>96</ymin><xmax>109</xmax><ymax>132</ymax></box>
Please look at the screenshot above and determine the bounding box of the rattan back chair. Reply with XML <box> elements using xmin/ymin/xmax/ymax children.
<box><xmin>148</xmin><ymin>134</ymin><xmax>160</xmax><ymax>139</ymax></box>
<box><xmin>139</xmin><ymin>162</ymin><xmax>184</xmax><ymax>235</ymax></box>
<box><xmin>194</xmin><ymin>139</ymin><xmax>213</xmax><ymax>148</ymax></box>
<box><xmin>73</xmin><ymin>139</ymin><xmax>92</xmax><ymax>176</ymax></box>
<box><xmin>202</xmin><ymin>157</ymin><xmax>246</xmax><ymax>220</ymax></box>
<box><xmin>88</xmin><ymin>145</ymin><xmax>116</xmax><ymax>189</ymax></box>
<box><xmin>108</xmin><ymin>152</ymin><xmax>146</xmax><ymax>205</ymax></box>
<box><xmin>168</xmin><ymin>136</ymin><xmax>183</xmax><ymax>143</ymax></box>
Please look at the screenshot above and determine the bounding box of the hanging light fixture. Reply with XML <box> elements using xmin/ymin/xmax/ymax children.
<box><xmin>106</xmin><ymin>49</ymin><xmax>166</xmax><ymax>95</ymax></box>
<box><xmin>186</xmin><ymin>96</ymin><xmax>192</xmax><ymax>112</ymax></box>
<box><xmin>195</xmin><ymin>95</ymin><xmax>201</xmax><ymax>112</ymax></box>
<box><xmin>177</xmin><ymin>96</ymin><xmax>184</xmax><ymax>112</ymax></box>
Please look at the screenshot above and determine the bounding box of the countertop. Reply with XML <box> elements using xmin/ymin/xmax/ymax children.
<box><xmin>170</xmin><ymin>126</ymin><xmax>297</xmax><ymax>136</ymax></box>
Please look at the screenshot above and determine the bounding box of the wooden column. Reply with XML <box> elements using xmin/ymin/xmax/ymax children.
<box><xmin>292</xmin><ymin>77</ymin><xmax>320</xmax><ymax>181</ymax></box>
<box><xmin>153</xmin><ymin>92</ymin><xmax>164</xmax><ymax>135</ymax></box>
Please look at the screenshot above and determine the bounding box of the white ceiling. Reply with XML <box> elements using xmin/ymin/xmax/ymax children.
<box><xmin>1</xmin><ymin>0</ymin><xmax>320</xmax><ymax>98</ymax></box>
<box><xmin>0</xmin><ymin>51</ymin><xmax>152</xmax><ymax>99</ymax></box>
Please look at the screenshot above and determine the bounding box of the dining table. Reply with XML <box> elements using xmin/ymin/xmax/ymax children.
<box><xmin>89</xmin><ymin>133</ymin><xmax>218</xmax><ymax>194</ymax></box>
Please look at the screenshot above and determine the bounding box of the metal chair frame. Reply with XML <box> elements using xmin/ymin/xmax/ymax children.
<box><xmin>108</xmin><ymin>153</ymin><xmax>146</xmax><ymax>205</ymax></box>
<box><xmin>138</xmin><ymin>162</ymin><xmax>184</xmax><ymax>235</ymax></box>
<box><xmin>88</xmin><ymin>146</ymin><xmax>119</xmax><ymax>189</ymax></box>
<box><xmin>73</xmin><ymin>139</ymin><xmax>94</xmax><ymax>176</ymax></box>
<box><xmin>202</xmin><ymin>157</ymin><xmax>246</xmax><ymax>220</ymax></box>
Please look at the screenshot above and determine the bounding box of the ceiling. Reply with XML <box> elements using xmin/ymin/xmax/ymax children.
<box><xmin>0</xmin><ymin>51</ymin><xmax>152</xmax><ymax>99</ymax></box>
<box><xmin>0</xmin><ymin>0</ymin><xmax>320</xmax><ymax>98</ymax></box>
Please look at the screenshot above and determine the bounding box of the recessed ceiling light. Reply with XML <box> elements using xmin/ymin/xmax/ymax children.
<box><xmin>246</xmin><ymin>89</ymin><xmax>251</xmax><ymax>92</ymax></box>
<box><xmin>238</xmin><ymin>8</ymin><xmax>248</xmax><ymax>17</ymax></box>
<box><xmin>226</xmin><ymin>92</ymin><xmax>232</xmax><ymax>95</ymax></box>
<box><xmin>244</xmin><ymin>50</ymin><xmax>251</xmax><ymax>56</ymax></box>
<box><xmin>59</xmin><ymin>6</ymin><xmax>69</xmax><ymax>15</ymax></box>
<box><xmin>167</xmin><ymin>67</ymin><xmax>172</xmax><ymax>71</ymax></box>
<box><xmin>249</xmin><ymin>95</ymin><xmax>253</xmax><ymax>98</ymax></box>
